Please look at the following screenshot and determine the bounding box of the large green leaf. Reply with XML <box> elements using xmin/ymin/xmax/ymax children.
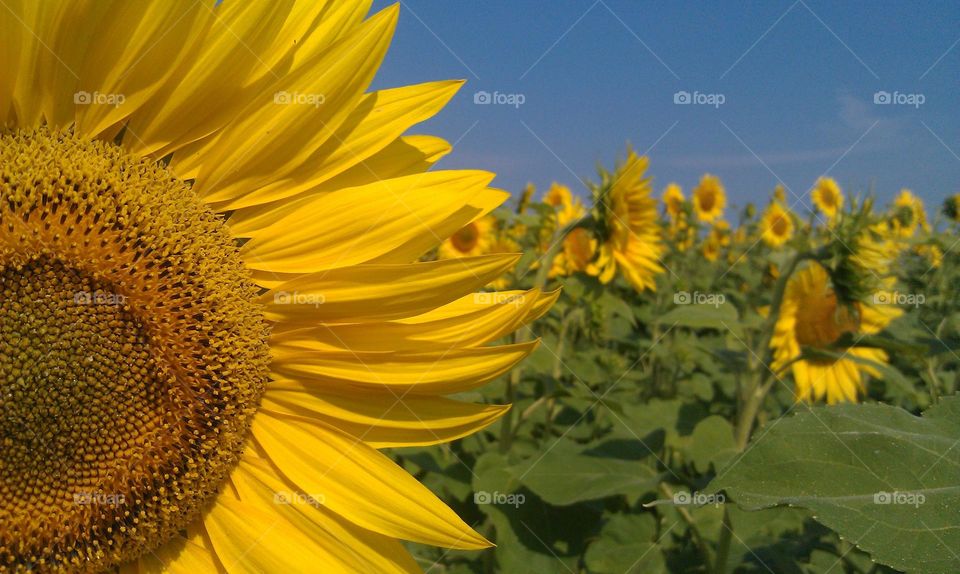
<box><xmin>709</xmin><ymin>397</ymin><xmax>960</xmax><ymax>574</ymax></box>
<box><xmin>513</xmin><ymin>440</ymin><xmax>663</xmax><ymax>506</ymax></box>
<box><xmin>658</xmin><ymin>300</ymin><xmax>742</xmax><ymax>336</ymax></box>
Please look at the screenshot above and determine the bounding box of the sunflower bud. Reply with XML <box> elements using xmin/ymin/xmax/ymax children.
<box><xmin>943</xmin><ymin>193</ymin><xmax>960</xmax><ymax>222</ymax></box>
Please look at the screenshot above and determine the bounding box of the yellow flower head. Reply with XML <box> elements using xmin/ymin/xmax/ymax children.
<box><xmin>773</xmin><ymin>184</ymin><xmax>787</xmax><ymax>203</ymax></box>
<box><xmin>709</xmin><ymin>219</ymin><xmax>732</xmax><ymax>247</ymax></box>
<box><xmin>760</xmin><ymin>202</ymin><xmax>794</xmax><ymax>248</ymax></box>
<box><xmin>771</xmin><ymin>263</ymin><xmax>901</xmax><ymax>404</ymax></box>
<box><xmin>692</xmin><ymin>174</ymin><xmax>727</xmax><ymax>222</ymax></box>
<box><xmin>0</xmin><ymin>2</ymin><xmax>553</xmax><ymax>570</ymax></box>
<box><xmin>916</xmin><ymin>243</ymin><xmax>943</xmax><ymax>269</ymax></box>
<box><xmin>890</xmin><ymin>188</ymin><xmax>928</xmax><ymax>238</ymax></box>
<box><xmin>439</xmin><ymin>216</ymin><xmax>495</xmax><ymax>258</ymax></box>
<box><xmin>662</xmin><ymin>183</ymin><xmax>685</xmax><ymax>220</ymax></box>
<box><xmin>543</xmin><ymin>182</ymin><xmax>573</xmax><ymax>209</ymax></box>
<box><xmin>589</xmin><ymin>151</ymin><xmax>664</xmax><ymax>291</ymax></box>
<box><xmin>701</xmin><ymin>237</ymin><xmax>722</xmax><ymax>262</ymax></box>
<box><xmin>811</xmin><ymin>177</ymin><xmax>844</xmax><ymax>219</ymax></box>
<box><xmin>548</xmin><ymin>199</ymin><xmax>594</xmax><ymax>278</ymax></box>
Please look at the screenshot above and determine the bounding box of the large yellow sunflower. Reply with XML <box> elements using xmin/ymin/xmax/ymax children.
<box><xmin>692</xmin><ymin>174</ymin><xmax>726</xmax><ymax>222</ymax></box>
<box><xmin>771</xmin><ymin>263</ymin><xmax>901</xmax><ymax>404</ymax></box>
<box><xmin>589</xmin><ymin>152</ymin><xmax>664</xmax><ymax>291</ymax></box>
<box><xmin>760</xmin><ymin>202</ymin><xmax>794</xmax><ymax>248</ymax></box>
<box><xmin>811</xmin><ymin>177</ymin><xmax>844</xmax><ymax>220</ymax></box>
<box><xmin>0</xmin><ymin>2</ymin><xmax>554</xmax><ymax>571</ymax></box>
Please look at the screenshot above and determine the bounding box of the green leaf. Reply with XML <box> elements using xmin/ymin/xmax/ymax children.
<box><xmin>709</xmin><ymin>397</ymin><xmax>960</xmax><ymax>574</ymax></box>
<box><xmin>514</xmin><ymin>440</ymin><xmax>663</xmax><ymax>505</ymax></box>
<box><xmin>658</xmin><ymin>301</ymin><xmax>742</xmax><ymax>336</ymax></box>
<box><xmin>685</xmin><ymin>416</ymin><xmax>737</xmax><ymax>473</ymax></box>
<box><xmin>584</xmin><ymin>514</ymin><xmax>665</xmax><ymax>573</ymax></box>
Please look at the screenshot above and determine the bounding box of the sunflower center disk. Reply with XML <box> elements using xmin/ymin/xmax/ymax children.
<box><xmin>0</xmin><ymin>129</ymin><xmax>269</xmax><ymax>572</ymax></box>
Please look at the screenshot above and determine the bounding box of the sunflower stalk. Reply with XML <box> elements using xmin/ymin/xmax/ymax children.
<box><xmin>499</xmin><ymin>216</ymin><xmax>590</xmax><ymax>453</ymax></box>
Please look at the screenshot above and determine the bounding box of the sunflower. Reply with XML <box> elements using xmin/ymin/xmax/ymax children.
<box><xmin>701</xmin><ymin>237</ymin><xmax>722</xmax><ymax>262</ymax></box>
<box><xmin>0</xmin><ymin>3</ymin><xmax>554</xmax><ymax>571</ymax></box>
<box><xmin>662</xmin><ymin>183</ymin><xmax>685</xmax><ymax>221</ymax></box>
<box><xmin>709</xmin><ymin>219</ymin><xmax>732</xmax><ymax>247</ymax></box>
<box><xmin>589</xmin><ymin>152</ymin><xmax>664</xmax><ymax>291</ymax></box>
<box><xmin>890</xmin><ymin>188</ymin><xmax>928</xmax><ymax>238</ymax></box>
<box><xmin>692</xmin><ymin>174</ymin><xmax>726</xmax><ymax>222</ymax></box>
<box><xmin>549</xmin><ymin>199</ymin><xmax>594</xmax><ymax>278</ymax></box>
<box><xmin>760</xmin><ymin>202</ymin><xmax>794</xmax><ymax>248</ymax></box>
<box><xmin>944</xmin><ymin>193</ymin><xmax>960</xmax><ymax>222</ymax></box>
<box><xmin>438</xmin><ymin>216</ymin><xmax>496</xmax><ymax>258</ymax></box>
<box><xmin>543</xmin><ymin>182</ymin><xmax>574</xmax><ymax>209</ymax></box>
<box><xmin>771</xmin><ymin>263</ymin><xmax>901</xmax><ymax>404</ymax></box>
<box><xmin>811</xmin><ymin>177</ymin><xmax>844</xmax><ymax>220</ymax></box>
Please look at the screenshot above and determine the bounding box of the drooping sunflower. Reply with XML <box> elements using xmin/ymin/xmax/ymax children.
<box><xmin>760</xmin><ymin>202</ymin><xmax>794</xmax><ymax>248</ymax></box>
<box><xmin>662</xmin><ymin>183</ymin><xmax>685</xmax><ymax>221</ymax></box>
<box><xmin>692</xmin><ymin>174</ymin><xmax>726</xmax><ymax>223</ymax></box>
<box><xmin>771</xmin><ymin>263</ymin><xmax>901</xmax><ymax>404</ymax></box>
<box><xmin>589</xmin><ymin>151</ymin><xmax>664</xmax><ymax>291</ymax></box>
<box><xmin>811</xmin><ymin>177</ymin><xmax>844</xmax><ymax>220</ymax></box>
<box><xmin>438</xmin><ymin>215</ymin><xmax>496</xmax><ymax>259</ymax></box>
<box><xmin>0</xmin><ymin>2</ymin><xmax>555</xmax><ymax>572</ymax></box>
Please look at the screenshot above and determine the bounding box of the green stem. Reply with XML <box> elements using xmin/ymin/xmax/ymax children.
<box><xmin>713</xmin><ymin>507</ymin><xmax>733</xmax><ymax>574</ymax></box>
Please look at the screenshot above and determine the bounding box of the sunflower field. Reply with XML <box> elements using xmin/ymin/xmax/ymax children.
<box><xmin>397</xmin><ymin>151</ymin><xmax>960</xmax><ymax>573</ymax></box>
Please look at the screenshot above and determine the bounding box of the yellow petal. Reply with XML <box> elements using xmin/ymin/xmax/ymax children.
<box><xmin>191</xmin><ymin>6</ymin><xmax>399</xmax><ymax>210</ymax></box>
<box><xmin>130</xmin><ymin>533</ymin><xmax>222</xmax><ymax>574</ymax></box>
<box><xmin>230</xmin><ymin>455</ymin><xmax>421</xmax><ymax>573</ymax></box>
<box><xmin>269</xmin><ymin>288</ymin><xmax>553</xmax><ymax>352</ymax></box>
<box><xmin>270</xmin><ymin>342</ymin><xmax>537</xmax><ymax>395</ymax></box>
<box><xmin>262</xmin><ymin>390</ymin><xmax>509</xmax><ymax>448</ymax></box>
<box><xmin>251</xmin><ymin>411</ymin><xmax>491</xmax><ymax>549</ymax></box>
<box><xmin>237</xmin><ymin>171</ymin><xmax>494</xmax><ymax>273</ymax></box>
<box><xmin>75</xmin><ymin>0</ymin><xmax>212</xmax><ymax>139</ymax></box>
<box><xmin>260</xmin><ymin>254</ymin><xmax>520</xmax><ymax>323</ymax></box>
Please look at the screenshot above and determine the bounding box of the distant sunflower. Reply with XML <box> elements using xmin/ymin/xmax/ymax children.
<box><xmin>0</xmin><ymin>2</ymin><xmax>553</xmax><ymax>571</ymax></box>
<box><xmin>890</xmin><ymin>189</ymin><xmax>928</xmax><ymax>238</ymax></box>
<box><xmin>549</xmin><ymin>199</ymin><xmax>594</xmax><ymax>278</ymax></box>
<box><xmin>709</xmin><ymin>219</ymin><xmax>732</xmax><ymax>247</ymax></box>
<box><xmin>760</xmin><ymin>202</ymin><xmax>794</xmax><ymax>248</ymax></box>
<box><xmin>771</xmin><ymin>263</ymin><xmax>901</xmax><ymax>404</ymax></box>
<box><xmin>662</xmin><ymin>183</ymin><xmax>685</xmax><ymax>220</ymax></box>
<box><xmin>543</xmin><ymin>182</ymin><xmax>574</xmax><ymax>209</ymax></box>
<box><xmin>692</xmin><ymin>174</ymin><xmax>726</xmax><ymax>222</ymax></box>
<box><xmin>944</xmin><ymin>193</ymin><xmax>960</xmax><ymax>222</ymax></box>
<box><xmin>701</xmin><ymin>238</ymin><xmax>722</xmax><ymax>262</ymax></box>
<box><xmin>589</xmin><ymin>152</ymin><xmax>664</xmax><ymax>291</ymax></box>
<box><xmin>439</xmin><ymin>216</ymin><xmax>496</xmax><ymax>258</ymax></box>
<box><xmin>811</xmin><ymin>177</ymin><xmax>844</xmax><ymax>219</ymax></box>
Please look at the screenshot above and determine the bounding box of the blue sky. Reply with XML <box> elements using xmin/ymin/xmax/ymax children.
<box><xmin>369</xmin><ymin>0</ymin><xmax>960</xmax><ymax>213</ymax></box>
